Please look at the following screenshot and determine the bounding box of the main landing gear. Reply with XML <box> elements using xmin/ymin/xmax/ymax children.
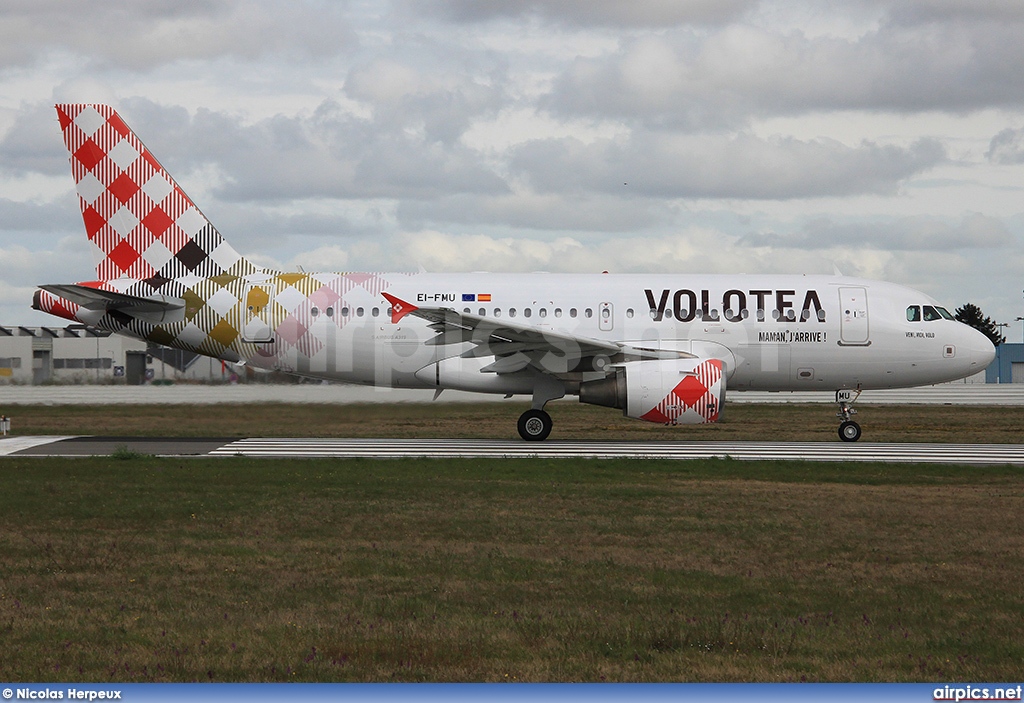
<box><xmin>518</xmin><ymin>409</ymin><xmax>553</xmax><ymax>441</ymax></box>
<box><xmin>518</xmin><ymin>377</ymin><xmax>564</xmax><ymax>441</ymax></box>
<box><xmin>835</xmin><ymin>388</ymin><xmax>862</xmax><ymax>442</ymax></box>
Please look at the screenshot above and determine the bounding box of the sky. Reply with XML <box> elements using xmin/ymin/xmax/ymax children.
<box><xmin>2</xmin><ymin>0</ymin><xmax>1024</xmax><ymax>337</ymax></box>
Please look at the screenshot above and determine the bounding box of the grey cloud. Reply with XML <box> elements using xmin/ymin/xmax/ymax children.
<box><xmin>344</xmin><ymin>59</ymin><xmax>508</xmax><ymax>145</ymax></box>
<box><xmin>0</xmin><ymin>197</ymin><xmax>79</xmax><ymax>233</ymax></box>
<box><xmin>0</xmin><ymin>0</ymin><xmax>357</xmax><ymax>69</ymax></box>
<box><xmin>543</xmin><ymin>19</ymin><xmax>1024</xmax><ymax>128</ymax></box>
<box><xmin>213</xmin><ymin>205</ymin><xmax>384</xmax><ymax>243</ymax></box>
<box><xmin>1</xmin><ymin>95</ymin><xmax>510</xmax><ymax>212</ymax></box>
<box><xmin>105</xmin><ymin>98</ymin><xmax>510</xmax><ymax>203</ymax></box>
<box><xmin>0</xmin><ymin>233</ymin><xmax>94</xmax><ymax>288</ymax></box>
<box><xmin>402</xmin><ymin>0</ymin><xmax>756</xmax><ymax>27</ymax></box>
<box><xmin>397</xmin><ymin>193</ymin><xmax>673</xmax><ymax>232</ymax></box>
<box><xmin>0</xmin><ymin>102</ymin><xmax>71</xmax><ymax>176</ymax></box>
<box><xmin>987</xmin><ymin>127</ymin><xmax>1024</xmax><ymax>164</ymax></box>
<box><xmin>883</xmin><ymin>0</ymin><xmax>1024</xmax><ymax>25</ymax></box>
<box><xmin>739</xmin><ymin>214</ymin><xmax>1014</xmax><ymax>251</ymax></box>
<box><xmin>510</xmin><ymin>134</ymin><xmax>945</xmax><ymax>200</ymax></box>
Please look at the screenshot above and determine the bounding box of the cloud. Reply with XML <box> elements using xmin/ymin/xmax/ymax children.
<box><xmin>0</xmin><ymin>0</ymin><xmax>357</xmax><ymax>69</ymax></box>
<box><xmin>0</xmin><ymin>102</ymin><xmax>75</xmax><ymax>176</ymax></box>
<box><xmin>344</xmin><ymin>59</ymin><xmax>508</xmax><ymax>144</ymax></box>
<box><xmin>403</xmin><ymin>0</ymin><xmax>757</xmax><ymax>28</ymax></box>
<box><xmin>543</xmin><ymin>20</ymin><xmax>1024</xmax><ymax>128</ymax></box>
<box><xmin>739</xmin><ymin>213</ymin><xmax>1014</xmax><ymax>251</ymax></box>
<box><xmin>0</xmin><ymin>236</ymin><xmax>95</xmax><ymax>288</ymax></box>
<box><xmin>987</xmin><ymin>126</ymin><xmax>1024</xmax><ymax>164</ymax></box>
<box><xmin>510</xmin><ymin>133</ymin><xmax>945</xmax><ymax>199</ymax></box>
<box><xmin>0</xmin><ymin>198</ymin><xmax>79</xmax><ymax>232</ymax></box>
<box><xmin>289</xmin><ymin>244</ymin><xmax>350</xmax><ymax>272</ymax></box>
<box><xmin>37</xmin><ymin>97</ymin><xmax>511</xmax><ymax>204</ymax></box>
<box><xmin>397</xmin><ymin>192</ymin><xmax>673</xmax><ymax>232</ymax></box>
<box><xmin>884</xmin><ymin>0</ymin><xmax>1024</xmax><ymax>25</ymax></box>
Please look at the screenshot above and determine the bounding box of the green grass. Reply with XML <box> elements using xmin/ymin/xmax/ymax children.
<box><xmin>1</xmin><ymin>456</ymin><xmax>1022</xmax><ymax>682</ymax></box>
<box><xmin>6</xmin><ymin>401</ymin><xmax>1024</xmax><ymax>442</ymax></box>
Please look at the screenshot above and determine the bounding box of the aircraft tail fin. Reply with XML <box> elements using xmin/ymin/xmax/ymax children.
<box><xmin>55</xmin><ymin>103</ymin><xmax>257</xmax><ymax>284</ymax></box>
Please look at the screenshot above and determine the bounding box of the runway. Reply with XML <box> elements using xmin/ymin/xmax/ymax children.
<box><xmin>4</xmin><ymin>436</ymin><xmax>1024</xmax><ymax>464</ymax></box>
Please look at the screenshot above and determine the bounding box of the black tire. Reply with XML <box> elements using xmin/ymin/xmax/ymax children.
<box><xmin>518</xmin><ymin>409</ymin><xmax>553</xmax><ymax>441</ymax></box>
<box><xmin>838</xmin><ymin>420</ymin><xmax>862</xmax><ymax>442</ymax></box>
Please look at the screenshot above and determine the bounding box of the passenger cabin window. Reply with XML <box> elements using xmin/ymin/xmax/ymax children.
<box><xmin>923</xmin><ymin>305</ymin><xmax>941</xmax><ymax>322</ymax></box>
<box><xmin>356</xmin><ymin>307</ymin><xmax>364</xmax><ymax>317</ymax></box>
<box><xmin>478</xmin><ymin>308</ymin><xmax>485</xmax><ymax>316</ymax></box>
<box><xmin>509</xmin><ymin>308</ymin><xmax>517</xmax><ymax>318</ymax></box>
<box><xmin>372</xmin><ymin>307</ymin><xmax>380</xmax><ymax>317</ymax></box>
<box><xmin>584</xmin><ymin>308</ymin><xmax>593</xmax><ymax>318</ymax></box>
<box><xmin>907</xmin><ymin>306</ymin><xmax>921</xmax><ymax>322</ymax></box>
<box><xmin>570</xmin><ymin>308</ymin><xmax>578</xmax><ymax>318</ymax></box>
<box><xmin>326</xmin><ymin>306</ymin><xmax>334</xmax><ymax>317</ymax></box>
<box><xmin>311</xmin><ymin>307</ymin><xmax>320</xmax><ymax>317</ymax></box>
<box><xmin>524</xmin><ymin>308</ymin><xmax>532</xmax><ymax>318</ymax></box>
<box><xmin>554</xmin><ymin>308</ymin><xmax>562</xmax><ymax>318</ymax></box>
<box><xmin>539</xmin><ymin>308</ymin><xmax>547</xmax><ymax>318</ymax></box>
<box><xmin>341</xmin><ymin>307</ymin><xmax>350</xmax><ymax>317</ymax></box>
<box><xmin>626</xmin><ymin>308</ymin><xmax>634</xmax><ymax>318</ymax></box>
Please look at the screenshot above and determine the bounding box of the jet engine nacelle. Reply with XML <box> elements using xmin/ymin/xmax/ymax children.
<box><xmin>579</xmin><ymin>358</ymin><xmax>725</xmax><ymax>424</ymax></box>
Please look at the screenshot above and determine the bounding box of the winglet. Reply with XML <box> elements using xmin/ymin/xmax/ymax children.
<box><xmin>382</xmin><ymin>292</ymin><xmax>418</xmax><ymax>323</ymax></box>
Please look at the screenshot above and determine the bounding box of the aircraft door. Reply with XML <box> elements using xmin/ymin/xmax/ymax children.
<box><xmin>838</xmin><ymin>287</ymin><xmax>870</xmax><ymax>346</ymax></box>
<box><xmin>242</xmin><ymin>284</ymin><xmax>275</xmax><ymax>343</ymax></box>
<box><xmin>599</xmin><ymin>302</ymin><xmax>613</xmax><ymax>332</ymax></box>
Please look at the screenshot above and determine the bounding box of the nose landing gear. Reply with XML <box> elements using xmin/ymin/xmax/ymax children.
<box><xmin>835</xmin><ymin>388</ymin><xmax>862</xmax><ymax>442</ymax></box>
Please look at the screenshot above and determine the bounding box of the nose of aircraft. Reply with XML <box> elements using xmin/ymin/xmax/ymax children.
<box><xmin>961</xmin><ymin>324</ymin><xmax>996</xmax><ymax>375</ymax></box>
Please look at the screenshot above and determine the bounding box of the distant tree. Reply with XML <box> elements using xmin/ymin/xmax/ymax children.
<box><xmin>954</xmin><ymin>303</ymin><xmax>1005</xmax><ymax>346</ymax></box>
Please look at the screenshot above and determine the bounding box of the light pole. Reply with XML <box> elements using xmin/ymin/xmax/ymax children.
<box><xmin>1016</xmin><ymin>317</ymin><xmax>1024</xmax><ymax>345</ymax></box>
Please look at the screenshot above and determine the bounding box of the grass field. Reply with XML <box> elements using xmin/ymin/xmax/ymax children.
<box><xmin>1</xmin><ymin>454</ymin><xmax>1022</xmax><ymax>682</ymax></box>
<box><xmin>6</xmin><ymin>400</ymin><xmax>1024</xmax><ymax>443</ymax></box>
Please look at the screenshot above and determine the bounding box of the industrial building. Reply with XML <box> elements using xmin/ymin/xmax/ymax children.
<box><xmin>986</xmin><ymin>343</ymin><xmax>1024</xmax><ymax>383</ymax></box>
<box><xmin>0</xmin><ymin>325</ymin><xmax>233</xmax><ymax>384</ymax></box>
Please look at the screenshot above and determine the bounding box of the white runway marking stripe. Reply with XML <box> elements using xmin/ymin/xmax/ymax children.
<box><xmin>0</xmin><ymin>436</ymin><xmax>75</xmax><ymax>456</ymax></box>
<box><xmin>209</xmin><ymin>438</ymin><xmax>1024</xmax><ymax>464</ymax></box>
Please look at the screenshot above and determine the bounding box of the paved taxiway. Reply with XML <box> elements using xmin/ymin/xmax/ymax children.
<box><xmin>3</xmin><ymin>436</ymin><xmax>1024</xmax><ymax>464</ymax></box>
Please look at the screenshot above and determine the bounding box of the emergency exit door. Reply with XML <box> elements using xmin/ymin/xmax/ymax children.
<box><xmin>242</xmin><ymin>284</ymin><xmax>275</xmax><ymax>343</ymax></box>
<box><xmin>838</xmin><ymin>287</ymin><xmax>870</xmax><ymax>346</ymax></box>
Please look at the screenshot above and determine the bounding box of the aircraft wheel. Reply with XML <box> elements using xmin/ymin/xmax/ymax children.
<box><xmin>518</xmin><ymin>409</ymin><xmax>553</xmax><ymax>441</ymax></box>
<box><xmin>838</xmin><ymin>420</ymin><xmax>862</xmax><ymax>443</ymax></box>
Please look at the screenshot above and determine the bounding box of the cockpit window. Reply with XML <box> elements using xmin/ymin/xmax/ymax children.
<box><xmin>936</xmin><ymin>306</ymin><xmax>954</xmax><ymax>320</ymax></box>
<box><xmin>906</xmin><ymin>306</ymin><xmax>921</xmax><ymax>322</ymax></box>
<box><xmin>923</xmin><ymin>305</ymin><xmax>941</xmax><ymax>321</ymax></box>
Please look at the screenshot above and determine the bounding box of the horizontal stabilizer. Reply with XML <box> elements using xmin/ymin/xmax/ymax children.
<box><xmin>40</xmin><ymin>284</ymin><xmax>185</xmax><ymax>324</ymax></box>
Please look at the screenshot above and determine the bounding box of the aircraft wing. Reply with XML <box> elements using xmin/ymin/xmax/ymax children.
<box><xmin>383</xmin><ymin>292</ymin><xmax>687</xmax><ymax>374</ymax></box>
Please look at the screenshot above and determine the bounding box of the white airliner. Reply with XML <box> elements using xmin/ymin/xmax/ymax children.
<box><xmin>34</xmin><ymin>104</ymin><xmax>996</xmax><ymax>441</ymax></box>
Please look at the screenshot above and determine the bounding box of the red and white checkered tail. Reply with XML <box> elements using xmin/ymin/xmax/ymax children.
<box><xmin>55</xmin><ymin>104</ymin><xmax>256</xmax><ymax>284</ymax></box>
